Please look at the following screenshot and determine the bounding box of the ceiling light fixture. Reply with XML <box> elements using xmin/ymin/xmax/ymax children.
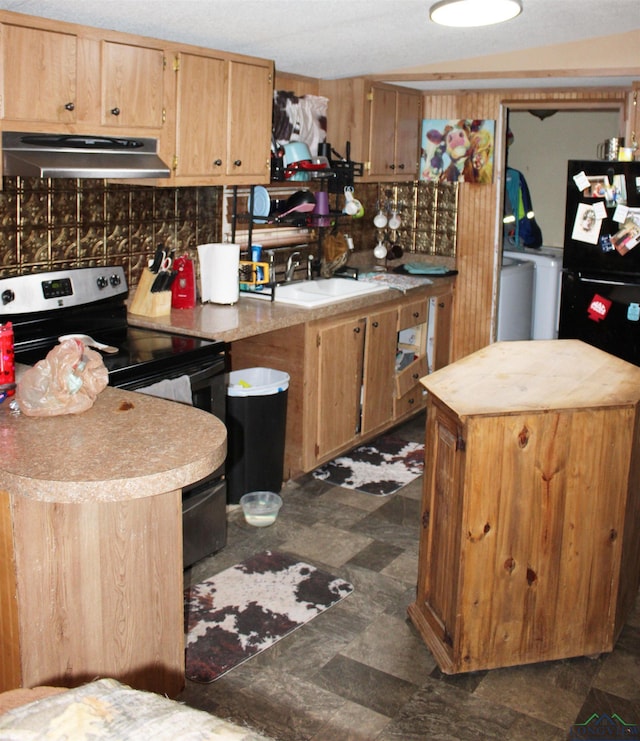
<box><xmin>529</xmin><ymin>109</ymin><xmax>557</xmax><ymax>120</ymax></box>
<box><xmin>430</xmin><ymin>0</ymin><xmax>522</xmax><ymax>27</ymax></box>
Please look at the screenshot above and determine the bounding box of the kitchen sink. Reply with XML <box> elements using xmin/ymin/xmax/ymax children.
<box><xmin>243</xmin><ymin>277</ymin><xmax>390</xmax><ymax>307</ymax></box>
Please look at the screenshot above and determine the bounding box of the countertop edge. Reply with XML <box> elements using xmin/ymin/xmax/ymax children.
<box><xmin>0</xmin><ymin>386</ymin><xmax>227</xmax><ymax>503</ymax></box>
<box><xmin>127</xmin><ymin>275</ymin><xmax>455</xmax><ymax>343</ymax></box>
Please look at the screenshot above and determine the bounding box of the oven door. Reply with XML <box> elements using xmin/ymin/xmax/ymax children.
<box><xmin>116</xmin><ymin>354</ymin><xmax>226</xmax><ymax>420</ymax></box>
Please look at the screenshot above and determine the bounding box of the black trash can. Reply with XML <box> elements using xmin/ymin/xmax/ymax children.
<box><xmin>225</xmin><ymin>367</ymin><xmax>289</xmax><ymax>504</ymax></box>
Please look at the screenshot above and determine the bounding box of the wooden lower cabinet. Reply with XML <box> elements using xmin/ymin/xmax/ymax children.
<box><xmin>408</xmin><ymin>340</ymin><xmax>640</xmax><ymax>674</ymax></box>
<box><xmin>231</xmin><ymin>283</ymin><xmax>453</xmax><ymax>478</ymax></box>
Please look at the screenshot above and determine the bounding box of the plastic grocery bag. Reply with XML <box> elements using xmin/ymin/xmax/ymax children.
<box><xmin>16</xmin><ymin>339</ymin><xmax>108</xmax><ymax>416</ymax></box>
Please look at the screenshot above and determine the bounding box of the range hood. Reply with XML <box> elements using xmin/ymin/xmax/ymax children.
<box><xmin>2</xmin><ymin>132</ymin><xmax>171</xmax><ymax>179</ymax></box>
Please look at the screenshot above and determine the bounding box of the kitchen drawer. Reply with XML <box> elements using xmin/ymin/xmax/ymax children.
<box><xmin>395</xmin><ymin>384</ymin><xmax>426</xmax><ymax>418</ymax></box>
<box><xmin>396</xmin><ymin>355</ymin><xmax>428</xmax><ymax>398</ymax></box>
<box><xmin>398</xmin><ymin>299</ymin><xmax>428</xmax><ymax>331</ymax></box>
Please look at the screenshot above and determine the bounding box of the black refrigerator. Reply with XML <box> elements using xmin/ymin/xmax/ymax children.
<box><xmin>558</xmin><ymin>159</ymin><xmax>640</xmax><ymax>366</ymax></box>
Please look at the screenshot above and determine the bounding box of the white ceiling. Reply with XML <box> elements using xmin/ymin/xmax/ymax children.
<box><xmin>0</xmin><ymin>0</ymin><xmax>638</xmax><ymax>89</ymax></box>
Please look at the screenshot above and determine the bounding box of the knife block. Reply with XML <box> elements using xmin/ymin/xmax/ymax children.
<box><xmin>129</xmin><ymin>268</ymin><xmax>172</xmax><ymax>317</ymax></box>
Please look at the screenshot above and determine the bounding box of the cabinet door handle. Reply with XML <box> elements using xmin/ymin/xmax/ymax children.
<box><xmin>413</xmin><ymin>311</ymin><xmax>419</xmax><ymax>318</ymax></box>
<box><xmin>372</xmin><ymin>321</ymin><xmax>379</xmax><ymax>328</ymax></box>
<box><xmin>398</xmin><ymin>163</ymin><xmax>405</xmax><ymax>170</ymax></box>
<box><xmin>110</xmin><ymin>107</ymin><xmax>121</xmax><ymax>117</ymax></box>
<box><xmin>389</xmin><ymin>163</ymin><xmax>396</xmax><ymax>170</ymax></box>
<box><xmin>213</xmin><ymin>159</ymin><xmax>223</xmax><ymax>167</ymax></box>
<box><xmin>353</xmin><ymin>326</ymin><xmax>361</xmax><ymax>334</ymax></box>
<box><xmin>412</xmin><ymin>373</ymin><xmax>419</xmax><ymax>380</ymax></box>
<box><xmin>64</xmin><ymin>102</ymin><xmax>75</xmax><ymax>111</ymax></box>
<box><xmin>233</xmin><ymin>159</ymin><xmax>242</xmax><ymax>167</ymax></box>
<box><xmin>438</xmin><ymin>302</ymin><xmax>445</xmax><ymax>308</ymax></box>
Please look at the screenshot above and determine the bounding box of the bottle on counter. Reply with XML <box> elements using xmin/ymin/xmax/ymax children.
<box><xmin>0</xmin><ymin>321</ymin><xmax>15</xmax><ymax>402</ymax></box>
<box><xmin>251</xmin><ymin>244</ymin><xmax>264</xmax><ymax>291</ymax></box>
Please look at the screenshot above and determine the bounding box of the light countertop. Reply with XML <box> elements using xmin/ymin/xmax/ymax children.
<box><xmin>127</xmin><ymin>268</ymin><xmax>455</xmax><ymax>343</ymax></box>
<box><xmin>0</xmin><ymin>385</ymin><xmax>226</xmax><ymax>503</ymax></box>
<box><xmin>421</xmin><ymin>339</ymin><xmax>640</xmax><ymax>416</ymax></box>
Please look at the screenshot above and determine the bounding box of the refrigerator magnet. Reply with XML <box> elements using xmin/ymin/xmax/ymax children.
<box><xmin>572</xmin><ymin>204</ymin><xmax>601</xmax><ymax>245</ymax></box>
<box><xmin>587</xmin><ymin>294</ymin><xmax>612</xmax><ymax>322</ymax></box>
<box><xmin>592</xmin><ymin>201</ymin><xmax>607</xmax><ymax>220</ymax></box>
<box><xmin>573</xmin><ymin>171</ymin><xmax>591</xmax><ymax>192</ymax></box>
<box><xmin>627</xmin><ymin>303</ymin><xmax>640</xmax><ymax>322</ymax></box>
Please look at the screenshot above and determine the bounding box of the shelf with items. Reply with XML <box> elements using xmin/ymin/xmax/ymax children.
<box><xmin>226</xmin><ymin>184</ymin><xmax>360</xmax><ymax>284</ymax></box>
<box><xmin>394</xmin><ymin>298</ymin><xmax>428</xmax><ymax>417</ymax></box>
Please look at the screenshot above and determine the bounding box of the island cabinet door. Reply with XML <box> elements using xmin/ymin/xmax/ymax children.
<box><xmin>413</xmin><ymin>398</ymin><xmax>465</xmax><ymax>666</ymax></box>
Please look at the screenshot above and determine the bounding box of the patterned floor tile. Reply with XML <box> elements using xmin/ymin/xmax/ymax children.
<box><xmin>340</xmin><ymin>611</ymin><xmax>437</xmax><ymax>685</ymax></box>
<box><xmin>312</xmin><ymin>654</ymin><xmax>420</xmax><ymax>717</ymax></box>
<box><xmin>179</xmin><ymin>412</ymin><xmax>640</xmax><ymax>741</ymax></box>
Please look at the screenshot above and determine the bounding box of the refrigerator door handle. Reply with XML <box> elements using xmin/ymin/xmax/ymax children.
<box><xmin>579</xmin><ymin>276</ymin><xmax>634</xmax><ymax>287</ymax></box>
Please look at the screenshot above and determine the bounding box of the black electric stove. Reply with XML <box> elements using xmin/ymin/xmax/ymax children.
<box><xmin>0</xmin><ymin>265</ymin><xmax>225</xmax><ymax>388</ymax></box>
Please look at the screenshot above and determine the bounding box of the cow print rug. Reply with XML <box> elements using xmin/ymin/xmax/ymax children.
<box><xmin>184</xmin><ymin>550</ymin><xmax>353</xmax><ymax>683</ymax></box>
<box><xmin>312</xmin><ymin>435</ymin><xmax>425</xmax><ymax>496</ymax></box>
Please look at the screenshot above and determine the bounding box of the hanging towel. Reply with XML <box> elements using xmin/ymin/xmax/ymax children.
<box><xmin>135</xmin><ymin>375</ymin><xmax>193</xmax><ymax>405</ymax></box>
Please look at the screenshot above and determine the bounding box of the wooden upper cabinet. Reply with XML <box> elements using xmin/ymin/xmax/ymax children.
<box><xmin>101</xmin><ymin>41</ymin><xmax>166</xmax><ymax>129</ymax></box>
<box><xmin>368</xmin><ymin>86</ymin><xmax>398</xmax><ymax>176</ymax></box>
<box><xmin>174</xmin><ymin>51</ymin><xmax>226</xmax><ymax>178</ymax></box>
<box><xmin>319</xmin><ymin>78</ymin><xmax>422</xmax><ymax>182</ymax></box>
<box><xmin>226</xmin><ymin>59</ymin><xmax>272</xmax><ymax>182</ymax></box>
<box><xmin>1</xmin><ymin>23</ymin><xmax>77</xmax><ymax>123</ymax></box>
<box><xmin>368</xmin><ymin>85</ymin><xmax>421</xmax><ymax>179</ymax></box>
<box><xmin>172</xmin><ymin>53</ymin><xmax>272</xmax><ymax>184</ymax></box>
<box><xmin>395</xmin><ymin>90</ymin><xmax>422</xmax><ymax>177</ymax></box>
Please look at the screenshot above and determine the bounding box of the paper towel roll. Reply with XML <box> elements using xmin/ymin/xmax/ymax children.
<box><xmin>197</xmin><ymin>243</ymin><xmax>240</xmax><ymax>304</ymax></box>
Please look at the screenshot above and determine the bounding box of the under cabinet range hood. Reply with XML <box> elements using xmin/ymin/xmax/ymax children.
<box><xmin>2</xmin><ymin>132</ymin><xmax>171</xmax><ymax>179</ymax></box>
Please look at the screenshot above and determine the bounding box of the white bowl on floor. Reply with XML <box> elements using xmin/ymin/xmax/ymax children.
<box><xmin>240</xmin><ymin>491</ymin><xmax>283</xmax><ymax>527</ymax></box>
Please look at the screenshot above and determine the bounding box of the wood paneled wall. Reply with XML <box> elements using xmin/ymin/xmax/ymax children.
<box><xmin>423</xmin><ymin>93</ymin><xmax>502</xmax><ymax>361</ymax></box>
<box><xmin>0</xmin><ymin>491</ymin><xmax>21</xmax><ymax>691</ymax></box>
<box><xmin>274</xmin><ymin>72</ymin><xmax>320</xmax><ymax>96</ymax></box>
<box><xmin>423</xmin><ymin>88</ymin><xmax>629</xmax><ymax>362</ymax></box>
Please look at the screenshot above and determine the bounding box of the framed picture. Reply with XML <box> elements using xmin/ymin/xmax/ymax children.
<box><xmin>420</xmin><ymin>119</ymin><xmax>495</xmax><ymax>184</ymax></box>
<box><xmin>581</xmin><ymin>174</ymin><xmax>627</xmax><ymax>207</ymax></box>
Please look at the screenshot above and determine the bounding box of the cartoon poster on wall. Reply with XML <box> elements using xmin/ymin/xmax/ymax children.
<box><xmin>420</xmin><ymin>119</ymin><xmax>495</xmax><ymax>184</ymax></box>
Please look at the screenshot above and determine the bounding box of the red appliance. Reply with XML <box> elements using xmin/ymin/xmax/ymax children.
<box><xmin>0</xmin><ymin>321</ymin><xmax>15</xmax><ymax>401</ymax></box>
<box><xmin>171</xmin><ymin>255</ymin><xmax>196</xmax><ymax>309</ymax></box>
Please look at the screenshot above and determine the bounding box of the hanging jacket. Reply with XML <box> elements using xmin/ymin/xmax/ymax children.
<box><xmin>504</xmin><ymin>168</ymin><xmax>543</xmax><ymax>248</ymax></box>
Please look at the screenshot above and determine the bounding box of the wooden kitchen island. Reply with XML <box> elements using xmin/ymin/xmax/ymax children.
<box><xmin>409</xmin><ymin>340</ymin><xmax>640</xmax><ymax>674</ymax></box>
<box><xmin>0</xmin><ymin>386</ymin><xmax>226</xmax><ymax>697</ymax></box>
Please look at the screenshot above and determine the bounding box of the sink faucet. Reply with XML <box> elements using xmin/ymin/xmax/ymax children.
<box><xmin>285</xmin><ymin>251</ymin><xmax>301</xmax><ymax>282</ymax></box>
<box><xmin>307</xmin><ymin>253</ymin><xmax>315</xmax><ymax>280</ymax></box>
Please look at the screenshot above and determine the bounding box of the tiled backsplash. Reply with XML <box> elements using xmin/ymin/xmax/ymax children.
<box><xmin>0</xmin><ymin>177</ymin><xmax>220</xmax><ymax>286</ymax></box>
<box><xmin>0</xmin><ymin>177</ymin><xmax>456</xmax><ymax>286</ymax></box>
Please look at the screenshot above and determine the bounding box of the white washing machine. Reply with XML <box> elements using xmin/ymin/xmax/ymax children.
<box><xmin>497</xmin><ymin>256</ymin><xmax>534</xmax><ymax>341</ymax></box>
<box><xmin>504</xmin><ymin>247</ymin><xmax>563</xmax><ymax>340</ymax></box>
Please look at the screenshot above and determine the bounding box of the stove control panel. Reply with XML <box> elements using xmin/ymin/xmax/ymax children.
<box><xmin>42</xmin><ymin>277</ymin><xmax>73</xmax><ymax>300</ymax></box>
<box><xmin>0</xmin><ymin>266</ymin><xmax>128</xmax><ymax>315</ymax></box>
